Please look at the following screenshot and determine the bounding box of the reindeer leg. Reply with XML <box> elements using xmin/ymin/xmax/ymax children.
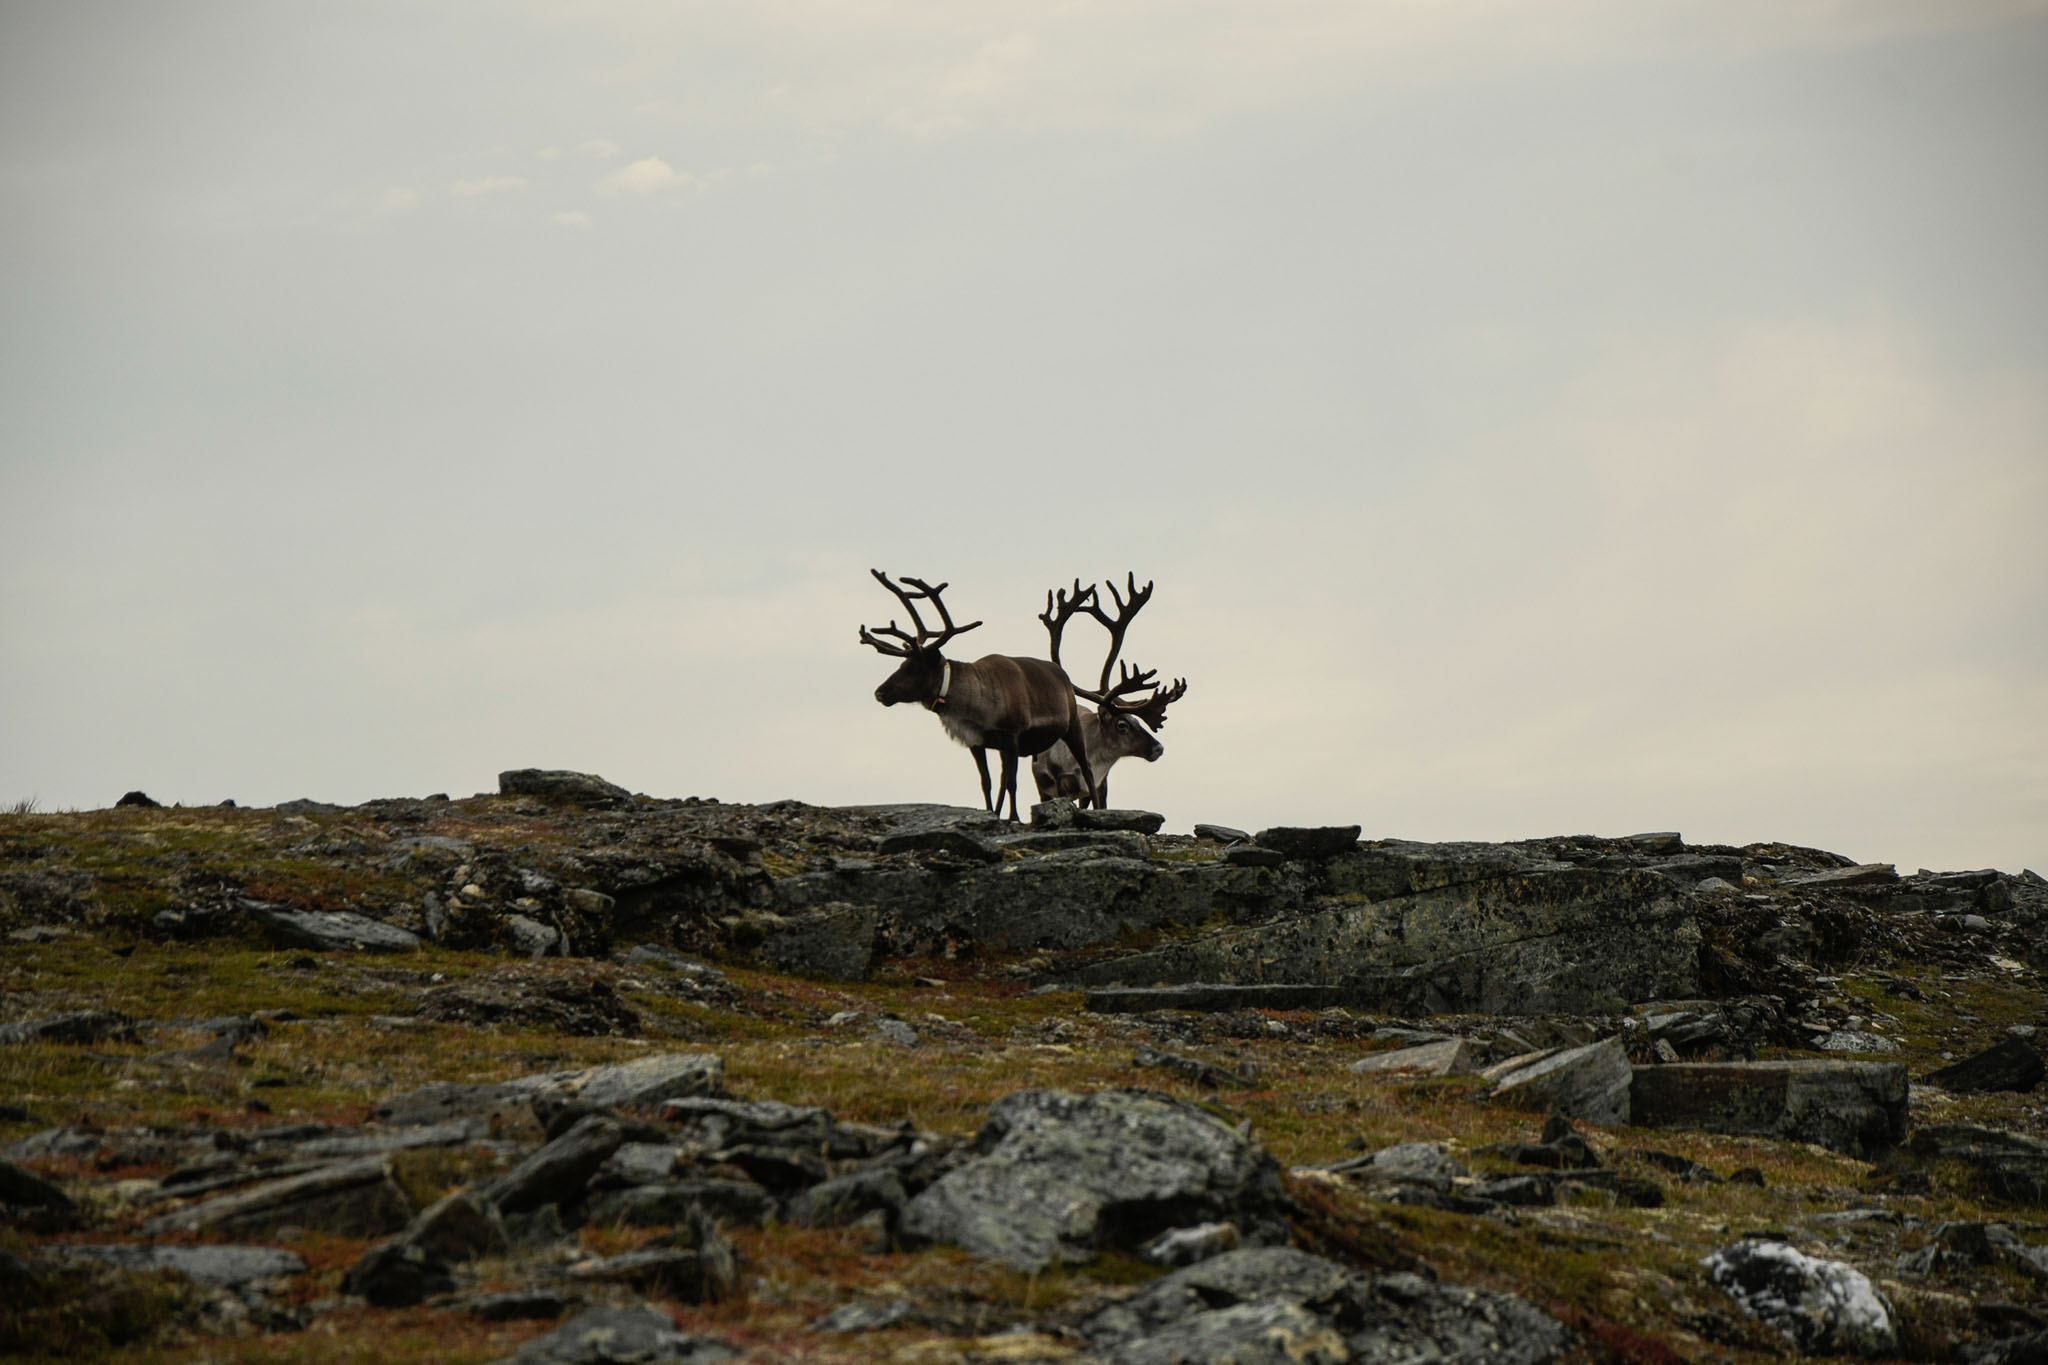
<box><xmin>1097</xmin><ymin>774</ymin><xmax>1110</xmax><ymax>809</ymax></box>
<box><xmin>971</xmin><ymin>747</ymin><xmax>994</xmax><ymax>812</ymax></box>
<box><xmin>1065</xmin><ymin>718</ymin><xmax>1099</xmax><ymax>810</ymax></box>
<box><xmin>998</xmin><ymin>744</ymin><xmax>1021</xmax><ymax>821</ymax></box>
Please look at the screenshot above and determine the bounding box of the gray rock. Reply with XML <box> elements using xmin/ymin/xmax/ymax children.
<box><xmin>144</xmin><ymin>1156</ymin><xmax>413</xmax><ymax>1238</ymax></box>
<box><xmin>1328</xmin><ymin>1142</ymin><xmax>1470</xmax><ymax>1194</ymax></box>
<box><xmin>660</xmin><ymin>1098</ymin><xmax>834</xmax><ymax>1153</ymax></box>
<box><xmin>996</xmin><ymin>830</ymin><xmax>1152</xmax><ymax>857</ymax></box>
<box><xmin>1133</xmin><ymin>1044</ymin><xmax>1254</xmax><ymax>1088</ymax></box>
<box><xmin>243</xmin><ymin>899</ymin><xmax>419</xmax><ymax>953</ymax></box>
<box><xmin>756</xmin><ymin>903</ymin><xmax>877</xmax><ymax>980</ymax></box>
<box><xmin>404</xmin><ymin>1188</ymin><xmax>510</xmax><ymax>1263</ymax></box>
<box><xmin>871</xmin><ymin>1017</ymin><xmax>919</xmax><ymax>1047</ymax></box>
<box><xmin>1074</xmin><ymin>808</ymin><xmax>1165</xmax><ymax>834</ymax></box>
<box><xmin>1898</xmin><ymin>1125</ymin><xmax>2048</xmax><ymax>1204</ymax></box>
<box><xmin>0</xmin><ymin>1009</ymin><xmax>141</xmax><ymax>1046</ymax></box>
<box><xmin>467</xmin><ymin>1289</ymin><xmax>577</xmax><ymax>1321</ymax></box>
<box><xmin>294</xmin><ymin>1120</ymin><xmax>476</xmax><ymax>1159</ymax></box>
<box><xmin>493</xmin><ymin>1305</ymin><xmax>737</xmax><ymax>1364</ymax></box>
<box><xmin>585</xmin><ymin>1180</ymin><xmax>776</xmax><ymax>1229</ymax></box>
<box><xmin>1029</xmin><ymin>799</ymin><xmax>1078</xmax><ymax>830</ymax></box>
<box><xmin>782</xmin><ymin>1168</ymin><xmax>908</xmax><ymax>1229</ymax></box>
<box><xmin>497</xmin><ymin>769</ymin><xmax>633</xmax><ymax>809</ymax></box>
<box><xmin>1067</xmin><ymin>860</ymin><xmax>1700</xmax><ymax>1017</ymax></box>
<box><xmin>53</xmin><ymin>1243</ymin><xmax>307</xmax><ymax>1289</ymax></box>
<box><xmin>1193</xmin><ymin>824</ymin><xmax>1251</xmax><ymax>843</ymax></box>
<box><xmin>563</xmin><ymin>1247</ymin><xmax>730</xmax><ymax>1301</ymax></box>
<box><xmin>1485</xmin><ymin>1037</ymin><xmax>1633</xmax><ymax>1127</ymax></box>
<box><xmin>900</xmin><ymin>1088</ymin><xmax>1289</xmax><ymax>1270</ymax></box>
<box><xmin>1631</xmin><ymin>1061</ymin><xmax>1908</xmax><ymax>1159</ymax></box>
<box><xmin>1348</xmin><ymin>1038</ymin><xmax>1481</xmax><ymax>1077</ymax></box>
<box><xmin>345</xmin><ymin>1239</ymin><xmax>456</xmax><ymax>1307</ymax></box>
<box><xmin>1703</xmin><ymin>1240</ymin><xmax>1896</xmax><ymax>1355</ymax></box>
<box><xmin>374</xmin><ymin>1078</ymin><xmax>555</xmax><ymax>1130</ymax></box>
<box><xmin>544</xmin><ymin>1052</ymin><xmax>725</xmax><ymax>1113</ymax></box>
<box><xmin>1924</xmin><ymin>1037</ymin><xmax>2046</xmax><ymax>1094</ymax></box>
<box><xmin>1780</xmin><ymin>863</ymin><xmax>1899</xmax><ymax>890</ymax></box>
<box><xmin>597</xmin><ymin>1143</ymin><xmax>685</xmax><ymax>1188</ymax></box>
<box><xmin>1821</xmin><ymin>1029</ymin><xmax>1901</xmax><ymax>1053</ymax></box>
<box><xmin>1223</xmin><ymin>845</ymin><xmax>1289</xmax><ymax>867</ymax></box>
<box><xmin>809</xmin><ymin>1299</ymin><xmax>917</xmax><ymax>1332</ymax></box>
<box><xmin>507</xmin><ymin>914</ymin><xmax>561</xmax><ymax>958</ymax></box>
<box><xmin>1101</xmin><ymin>1299</ymin><xmax>1346</xmax><ymax>1364</ymax></box>
<box><xmin>1253</xmin><ymin>825</ymin><xmax>1361</xmax><ymax>859</ymax></box>
<box><xmin>876</xmin><ymin>827</ymin><xmax>1001</xmax><ymax>861</ymax></box>
<box><xmin>483</xmin><ymin>1115</ymin><xmax>626</xmax><ymax>1214</ymax></box>
<box><xmin>1085</xmin><ymin>1249</ymin><xmax>1566</xmax><ymax>1365</ymax></box>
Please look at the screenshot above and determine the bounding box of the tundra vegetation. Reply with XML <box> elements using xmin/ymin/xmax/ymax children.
<box><xmin>2</xmin><ymin>773</ymin><xmax>2047</xmax><ymax>1363</ymax></box>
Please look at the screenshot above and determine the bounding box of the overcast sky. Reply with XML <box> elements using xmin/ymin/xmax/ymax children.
<box><xmin>3</xmin><ymin>1</ymin><xmax>2044</xmax><ymax>875</ymax></box>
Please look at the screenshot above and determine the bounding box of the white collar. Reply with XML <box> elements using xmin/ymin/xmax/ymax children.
<box><xmin>935</xmin><ymin>661</ymin><xmax>952</xmax><ymax>706</ymax></box>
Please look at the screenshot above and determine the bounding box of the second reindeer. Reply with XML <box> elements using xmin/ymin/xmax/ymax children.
<box><xmin>1032</xmin><ymin>573</ymin><xmax>1188</xmax><ymax>809</ymax></box>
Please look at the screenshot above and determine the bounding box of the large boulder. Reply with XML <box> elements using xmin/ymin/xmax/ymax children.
<box><xmin>1630</xmin><ymin>1061</ymin><xmax>1908</xmax><ymax>1160</ymax></box>
<box><xmin>1485</xmin><ymin>1037</ymin><xmax>1633</xmax><ymax>1126</ymax></box>
<box><xmin>497</xmin><ymin>770</ymin><xmax>633</xmax><ymax>809</ymax></box>
<box><xmin>899</xmin><ymin>1089</ymin><xmax>1290</xmax><ymax>1271</ymax></box>
<box><xmin>1703</xmin><ymin>1240</ymin><xmax>1895</xmax><ymax>1355</ymax></box>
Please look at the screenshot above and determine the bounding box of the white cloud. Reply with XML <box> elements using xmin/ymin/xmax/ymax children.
<box><xmin>377</xmin><ymin>185</ymin><xmax>418</xmax><ymax>213</ymax></box>
<box><xmin>578</xmin><ymin>138</ymin><xmax>623</xmax><ymax>159</ymax></box>
<box><xmin>598</xmin><ymin>155</ymin><xmax>691</xmax><ymax>194</ymax></box>
<box><xmin>537</xmin><ymin>146</ymin><xmax>563</xmax><ymax>159</ymax></box>
<box><xmin>554</xmin><ymin>210</ymin><xmax>594</xmax><ymax>227</ymax></box>
<box><xmin>450</xmin><ymin>175</ymin><xmax>529</xmax><ymax>197</ymax></box>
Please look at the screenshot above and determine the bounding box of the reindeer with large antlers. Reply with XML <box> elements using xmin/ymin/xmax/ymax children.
<box><xmin>859</xmin><ymin>570</ymin><xmax>1097</xmax><ymax>821</ymax></box>
<box><xmin>1032</xmin><ymin>572</ymin><xmax>1188</xmax><ymax>808</ymax></box>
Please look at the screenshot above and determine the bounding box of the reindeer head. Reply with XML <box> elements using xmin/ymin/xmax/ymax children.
<box><xmin>858</xmin><ymin>570</ymin><xmax>981</xmax><ymax>708</ymax></box>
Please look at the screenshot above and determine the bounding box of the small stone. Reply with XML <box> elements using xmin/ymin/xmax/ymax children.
<box><xmin>1193</xmin><ymin>824</ymin><xmax>1251</xmax><ymax>843</ymax></box>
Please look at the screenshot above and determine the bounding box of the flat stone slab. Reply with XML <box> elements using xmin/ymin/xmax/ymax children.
<box><xmin>1348</xmin><ymin>1038</ymin><xmax>1481</xmax><ymax>1077</ymax></box>
<box><xmin>244</xmin><ymin>900</ymin><xmax>420</xmax><ymax>953</ymax></box>
<box><xmin>1630</xmin><ymin>1061</ymin><xmax>1908</xmax><ymax>1159</ymax></box>
<box><xmin>53</xmin><ymin>1243</ymin><xmax>307</xmax><ymax>1288</ymax></box>
<box><xmin>545</xmin><ymin>1052</ymin><xmax>726</xmax><ymax>1112</ymax></box>
<box><xmin>143</xmin><ymin>1156</ymin><xmax>412</xmax><ymax>1237</ymax></box>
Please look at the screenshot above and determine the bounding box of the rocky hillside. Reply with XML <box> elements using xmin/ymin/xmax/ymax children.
<box><xmin>4</xmin><ymin>770</ymin><xmax>2047</xmax><ymax>1363</ymax></box>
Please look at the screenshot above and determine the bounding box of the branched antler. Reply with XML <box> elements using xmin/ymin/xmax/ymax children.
<box><xmin>1076</xmin><ymin>571</ymin><xmax>1155</xmax><ymax>697</ymax></box>
<box><xmin>1038</xmin><ymin>578</ymin><xmax>1098</xmax><ymax>668</ymax></box>
<box><xmin>858</xmin><ymin>569</ymin><xmax>982</xmax><ymax>657</ymax></box>
<box><xmin>1056</xmin><ymin>570</ymin><xmax>1186</xmax><ymax>728</ymax></box>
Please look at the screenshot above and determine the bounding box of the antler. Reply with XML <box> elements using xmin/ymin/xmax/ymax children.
<box><xmin>1122</xmin><ymin>676</ymin><xmax>1187</xmax><ymax>730</ymax></box>
<box><xmin>1076</xmin><ymin>571</ymin><xmax>1155</xmax><ymax>696</ymax></box>
<box><xmin>1038</xmin><ymin>578</ymin><xmax>1098</xmax><ymax>667</ymax></box>
<box><xmin>858</xmin><ymin>569</ymin><xmax>982</xmax><ymax>657</ymax></box>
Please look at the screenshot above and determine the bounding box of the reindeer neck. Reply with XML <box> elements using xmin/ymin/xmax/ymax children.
<box><xmin>923</xmin><ymin>659</ymin><xmax>955</xmax><ymax>713</ymax></box>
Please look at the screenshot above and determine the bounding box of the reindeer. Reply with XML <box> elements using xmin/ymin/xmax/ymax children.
<box><xmin>1032</xmin><ymin>573</ymin><xmax>1187</xmax><ymax>809</ymax></box>
<box><xmin>859</xmin><ymin>570</ymin><xmax>1097</xmax><ymax>820</ymax></box>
